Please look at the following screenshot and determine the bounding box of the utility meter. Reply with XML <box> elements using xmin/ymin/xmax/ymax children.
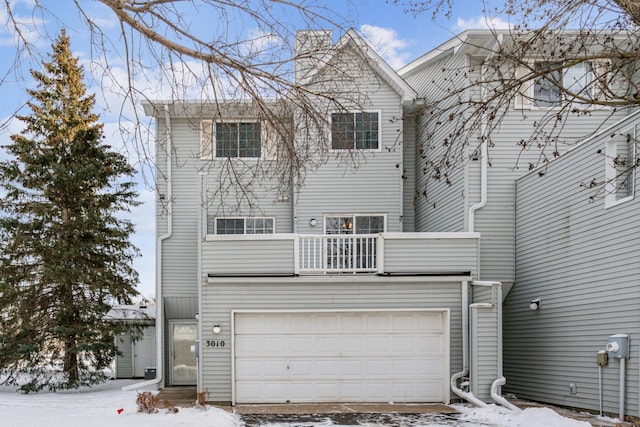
<box><xmin>606</xmin><ymin>334</ymin><xmax>629</xmax><ymax>359</ymax></box>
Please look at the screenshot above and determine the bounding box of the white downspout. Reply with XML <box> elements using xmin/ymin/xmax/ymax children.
<box><xmin>450</xmin><ymin>280</ymin><xmax>488</xmax><ymax>407</ymax></box>
<box><xmin>472</xmin><ymin>280</ymin><xmax>521</xmax><ymax>412</ymax></box>
<box><xmin>123</xmin><ymin>104</ymin><xmax>173</xmax><ymax>391</ymax></box>
<box><xmin>399</xmin><ymin>126</ymin><xmax>404</xmax><ymax>229</ymax></box>
<box><xmin>468</xmin><ymin>137</ymin><xmax>487</xmax><ymax>233</ymax></box>
<box><xmin>468</xmin><ymin>34</ymin><xmax>502</xmax><ymax>233</ymax></box>
<box><xmin>196</xmin><ymin>172</ymin><xmax>206</xmax><ymax>393</ymax></box>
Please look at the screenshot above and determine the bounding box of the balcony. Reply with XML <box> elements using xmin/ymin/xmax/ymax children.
<box><xmin>299</xmin><ymin>234</ymin><xmax>378</xmax><ymax>273</ymax></box>
<box><xmin>201</xmin><ymin>232</ymin><xmax>480</xmax><ymax>277</ymax></box>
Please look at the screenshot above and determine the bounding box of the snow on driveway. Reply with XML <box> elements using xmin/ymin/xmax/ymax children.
<box><xmin>0</xmin><ymin>379</ymin><xmax>604</xmax><ymax>426</ymax></box>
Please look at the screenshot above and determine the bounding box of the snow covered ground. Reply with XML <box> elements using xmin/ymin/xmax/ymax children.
<box><xmin>0</xmin><ymin>378</ymin><xmax>615</xmax><ymax>426</ymax></box>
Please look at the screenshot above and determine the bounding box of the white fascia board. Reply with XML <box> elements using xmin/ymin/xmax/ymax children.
<box><xmin>399</xmin><ymin>29</ymin><xmax>509</xmax><ymax>77</ymax></box>
<box><xmin>398</xmin><ymin>31</ymin><xmax>470</xmax><ymax>77</ymax></box>
<box><xmin>208</xmin><ymin>275</ymin><xmax>472</xmax><ymax>285</ymax></box>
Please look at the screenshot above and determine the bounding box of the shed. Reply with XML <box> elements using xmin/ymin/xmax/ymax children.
<box><xmin>105</xmin><ymin>304</ymin><xmax>157</xmax><ymax>379</ymax></box>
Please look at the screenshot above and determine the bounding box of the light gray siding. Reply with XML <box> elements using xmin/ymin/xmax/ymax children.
<box><xmin>403</xmin><ymin>48</ymin><xmax>630</xmax><ymax>286</ymax></box>
<box><xmin>156</xmin><ymin>117</ymin><xmax>200</xmax><ymax>300</ymax></box>
<box><xmin>201</xmin><ymin>237</ymin><xmax>295</xmax><ymax>275</ymax></box>
<box><xmin>382</xmin><ymin>233</ymin><xmax>479</xmax><ymax>276</ymax></box>
<box><xmin>402</xmin><ymin>52</ymin><xmax>469</xmax><ymax>234</ymax></box>
<box><xmin>506</xmin><ymin>115</ymin><xmax>640</xmax><ymax>416</ymax></box>
<box><xmin>294</xmin><ymin>48</ymin><xmax>405</xmax><ymax>235</ymax></box>
<box><xmin>470</xmin><ymin>304</ymin><xmax>499</xmax><ymax>402</ymax></box>
<box><xmin>402</xmin><ymin>113</ymin><xmax>416</xmax><ymax>231</ymax></box>
<box><xmin>200</xmin><ymin>278</ymin><xmax>465</xmax><ymax>403</ymax></box>
<box><xmin>156</xmin><ymin>115</ymin><xmax>294</xmax><ymax>300</ymax></box>
<box><xmin>200</xmin><ymin>234</ymin><xmax>479</xmax><ymax>277</ymax></box>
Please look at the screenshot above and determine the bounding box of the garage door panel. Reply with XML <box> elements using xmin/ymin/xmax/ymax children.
<box><xmin>234</xmin><ymin>311</ymin><xmax>448</xmax><ymax>403</ymax></box>
<box><xmin>341</xmin><ymin>314</ymin><xmax>365</xmax><ymax>332</ymax></box>
<box><xmin>289</xmin><ymin>336</ymin><xmax>315</xmax><ymax>354</ymax></box>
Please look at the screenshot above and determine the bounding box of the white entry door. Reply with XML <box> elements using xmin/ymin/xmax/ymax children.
<box><xmin>171</xmin><ymin>322</ymin><xmax>197</xmax><ymax>385</ymax></box>
<box><xmin>233</xmin><ymin>310</ymin><xmax>449</xmax><ymax>404</ymax></box>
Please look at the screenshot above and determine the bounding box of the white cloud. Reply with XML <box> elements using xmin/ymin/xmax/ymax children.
<box><xmin>240</xmin><ymin>28</ymin><xmax>281</xmax><ymax>57</ymax></box>
<box><xmin>453</xmin><ymin>15</ymin><xmax>512</xmax><ymax>32</ymax></box>
<box><xmin>0</xmin><ymin>1</ymin><xmax>49</xmax><ymax>48</ymax></box>
<box><xmin>360</xmin><ymin>24</ymin><xmax>412</xmax><ymax>69</ymax></box>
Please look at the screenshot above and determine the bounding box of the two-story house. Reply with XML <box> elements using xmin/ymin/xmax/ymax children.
<box><xmin>142</xmin><ymin>29</ymin><xmax>506</xmax><ymax>407</ymax></box>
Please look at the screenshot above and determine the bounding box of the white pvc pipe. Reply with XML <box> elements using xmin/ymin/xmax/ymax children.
<box><xmin>599</xmin><ymin>364</ymin><xmax>603</xmax><ymax>416</ymax></box>
<box><xmin>450</xmin><ymin>281</ymin><xmax>488</xmax><ymax>408</ymax></box>
<box><xmin>123</xmin><ymin>104</ymin><xmax>173</xmax><ymax>391</ymax></box>
<box><xmin>620</xmin><ymin>358</ymin><xmax>626</xmax><ymax>420</ymax></box>
<box><xmin>472</xmin><ymin>280</ymin><xmax>520</xmax><ymax>412</ymax></box>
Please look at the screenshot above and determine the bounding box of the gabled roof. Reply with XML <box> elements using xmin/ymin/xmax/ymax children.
<box><xmin>299</xmin><ymin>29</ymin><xmax>417</xmax><ymax>104</ymax></box>
<box><xmin>398</xmin><ymin>29</ymin><xmax>508</xmax><ymax>78</ymax></box>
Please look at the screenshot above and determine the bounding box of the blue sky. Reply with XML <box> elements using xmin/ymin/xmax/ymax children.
<box><xmin>0</xmin><ymin>1</ymin><xmax>507</xmax><ymax>299</ymax></box>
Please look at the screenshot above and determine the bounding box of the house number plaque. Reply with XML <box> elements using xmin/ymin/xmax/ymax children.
<box><xmin>204</xmin><ymin>340</ymin><xmax>225</xmax><ymax>348</ymax></box>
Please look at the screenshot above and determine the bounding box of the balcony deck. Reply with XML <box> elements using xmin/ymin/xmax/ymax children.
<box><xmin>201</xmin><ymin>232</ymin><xmax>480</xmax><ymax>277</ymax></box>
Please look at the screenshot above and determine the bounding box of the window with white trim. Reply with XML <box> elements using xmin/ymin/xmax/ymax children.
<box><xmin>207</xmin><ymin>217</ymin><xmax>275</xmax><ymax>235</ymax></box>
<box><xmin>331</xmin><ymin>112</ymin><xmax>379</xmax><ymax>150</ymax></box>
<box><xmin>531</xmin><ymin>61</ymin><xmax>594</xmax><ymax>107</ymax></box>
<box><xmin>517</xmin><ymin>61</ymin><xmax>596</xmax><ymax>108</ymax></box>
<box><xmin>605</xmin><ymin>128</ymin><xmax>636</xmax><ymax>207</ymax></box>
<box><xmin>200</xmin><ymin>120</ymin><xmax>261</xmax><ymax>159</ymax></box>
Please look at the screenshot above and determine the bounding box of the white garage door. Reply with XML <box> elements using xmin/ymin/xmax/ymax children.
<box><xmin>233</xmin><ymin>310</ymin><xmax>449</xmax><ymax>404</ymax></box>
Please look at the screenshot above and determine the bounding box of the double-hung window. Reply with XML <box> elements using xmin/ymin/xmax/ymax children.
<box><xmin>331</xmin><ymin>112</ymin><xmax>379</xmax><ymax>150</ymax></box>
<box><xmin>208</xmin><ymin>217</ymin><xmax>274</xmax><ymax>235</ymax></box>
<box><xmin>216</xmin><ymin>122</ymin><xmax>261</xmax><ymax>157</ymax></box>
<box><xmin>529</xmin><ymin>61</ymin><xmax>595</xmax><ymax>108</ymax></box>
<box><xmin>200</xmin><ymin>120</ymin><xmax>261</xmax><ymax>159</ymax></box>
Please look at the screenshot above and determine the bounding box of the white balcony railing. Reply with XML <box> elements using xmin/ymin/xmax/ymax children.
<box><xmin>299</xmin><ymin>234</ymin><xmax>379</xmax><ymax>274</ymax></box>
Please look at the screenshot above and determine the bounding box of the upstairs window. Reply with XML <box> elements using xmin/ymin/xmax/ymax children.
<box><xmin>518</xmin><ymin>61</ymin><xmax>595</xmax><ymax>108</ymax></box>
<box><xmin>331</xmin><ymin>112</ymin><xmax>379</xmax><ymax>150</ymax></box>
<box><xmin>208</xmin><ymin>217</ymin><xmax>274</xmax><ymax>235</ymax></box>
<box><xmin>200</xmin><ymin>121</ymin><xmax>261</xmax><ymax>158</ymax></box>
<box><xmin>605</xmin><ymin>128</ymin><xmax>636</xmax><ymax>207</ymax></box>
<box><xmin>216</xmin><ymin>122</ymin><xmax>261</xmax><ymax>157</ymax></box>
<box><xmin>533</xmin><ymin>62</ymin><xmax>563</xmax><ymax>107</ymax></box>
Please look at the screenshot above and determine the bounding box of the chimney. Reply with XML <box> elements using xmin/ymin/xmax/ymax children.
<box><xmin>294</xmin><ymin>29</ymin><xmax>333</xmax><ymax>83</ymax></box>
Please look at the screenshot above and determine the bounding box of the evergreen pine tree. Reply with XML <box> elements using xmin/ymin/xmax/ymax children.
<box><xmin>0</xmin><ymin>29</ymin><xmax>140</xmax><ymax>392</ymax></box>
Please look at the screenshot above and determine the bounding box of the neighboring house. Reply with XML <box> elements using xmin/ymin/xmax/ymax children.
<box><xmin>104</xmin><ymin>304</ymin><xmax>156</xmax><ymax>379</ymax></box>
<box><xmin>142</xmin><ymin>29</ymin><xmax>506</xmax><ymax>406</ymax></box>
<box><xmin>398</xmin><ymin>30</ymin><xmax>639</xmax><ymax>418</ymax></box>
<box><xmin>142</xmin><ymin>27</ymin><xmax>639</xmax><ymax>417</ymax></box>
